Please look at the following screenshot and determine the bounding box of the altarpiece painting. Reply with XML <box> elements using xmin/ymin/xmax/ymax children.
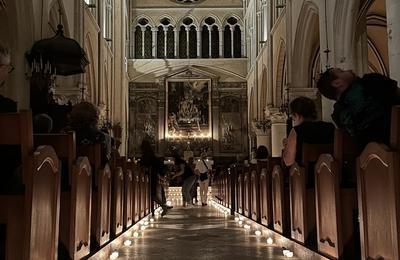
<box><xmin>166</xmin><ymin>79</ymin><xmax>211</xmax><ymax>138</ymax></box>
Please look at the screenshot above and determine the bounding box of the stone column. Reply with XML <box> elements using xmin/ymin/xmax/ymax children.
<box><xmin>141</xmin><ymin>27</ymin><xmax>146</xmax><ymax>57</ymax></box>
<box><xmin>174</xmin><ymin>28</ymin><xmax>179</xmax><ymax>58</ymax></box>
<box><xmin>164</xmin><ymin>27</ymin><xmax>168</xmax><ymax>57</ymax></box>
<box><xmin>151</xmin><ymin>28</ymin><xmax>158</xmax><ymax>58</ymax></box>
<box><xmin>230</xmin><ymin>26</ymin><xmax>235</xmax><ymax>58</ymax></box>
<box><xmin>130</xmin><ymin>27</ymin><xmax>135</xmax><ymax>58</ymax></box>
<box><xmin>186</xmin><ymin>26</ymin><xmax>190</xmax><ymax>58</ymax></box>
<box><xmin>219</xmin><ymin>28</ymin><xmax>224</xmax><ymax>57</ymax></box>
<box><xmin>386</xmin><ymin>0</ymin><xmax>400</xmax><ymax>82</ymax></box>
<box><xmin>196</xmin><ymin>28</ymin><xmax>201</xmax><ymax>58</ymax></box>
<box><xmin>208</xmin><ymin>26</ymin><xmax>212</xmax><ymax>58</ymax></box>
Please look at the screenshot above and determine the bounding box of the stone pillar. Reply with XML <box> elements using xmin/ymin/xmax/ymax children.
<box><xmin>230</xmin><ymin>26</ymin><xmax>235</xmax><ymax>58</ymax></box>
<box><xmin>174</xmin><ymin>28</ymin><xmax>179</xmax><ymax>58</ymax></box>
<box><xmin>151</xmin><ymin>28</ymin><xmax>158</xmax><ymax>58</ymax></box>
<box><xmin>164</xmin><ymin>27</ymin><xmax>168</xmax><ymax>57</ymax></box>
<box><xmin>196</xmin><ymin>28</ymin><xmax>201</xmax><ymax>58</ymax></box>
<box><xmin>208</xmin><ymin>26</ymin><xmax>212</xmax><ymax>58</ymax></box>
<box><xmin>219</xmin><ymin>28</ymin><xmax>224</xmax><ymax>57</ymax></box>
<box><xmin>141</xmin><ymin>27</ymin><xmax>146</xmax><ymax>57</ymax></box>
<box><xmin>130</xmin><ymin>27</ymin><xmax>135</xmax><ymax>58</ymax></box>
<box><xmin>386</xmin><ymin>0</ymin><xmax>400</xmax><ymax>82</ymax></box>
<box><xmin>186</xmin><ymin>26</ymin><xmax>190</xmax><ymax>58</ymax></box>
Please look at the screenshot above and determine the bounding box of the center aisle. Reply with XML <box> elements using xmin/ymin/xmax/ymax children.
<box><xmin>118</xmin><ymin>205</ymin><xmax>298</xmax><ymax>260</ymax></box>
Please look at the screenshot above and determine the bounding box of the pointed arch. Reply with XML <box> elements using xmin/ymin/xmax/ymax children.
<box><xmin>177</xmin><ymin>15</ymin><xmax>200</xmax><ymax>28</ymax></box>
<box><xmin>156</xmin><ymin>14</ymin><xmax>177</xmax><ymax>27</ymax></box>
<box><xmin>84</xmin><ymin>33</ymin><xmax>96</xmax><ymax>102</ymax></box>
<box><xmin>200</xmin><ymin>14</ymin><xmax>222</xmax><ymax>28</ymax></box>
<box><xmin>275</xmin><ymin>40</ymin><xmax>286</xmax><ymax>106</ymax></box>
<box><xmin>222</xmin><ymin>13</ymin><xmax>244</xmax><ymax>27</ymax></box>
<box><xmin>132</xmin><ymin>14</ymin><xmax>156</xmax><ymax>28</ymax></box>
<box><xmin>291</xmin><ymin>1</ymin><xmax>320</xmax><ymax>87</ymax></box>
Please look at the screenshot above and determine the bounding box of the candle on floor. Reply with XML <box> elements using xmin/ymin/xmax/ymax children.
<box><xmin>124</xmin><ymin>239</ymin><xmax>132</xmax><ymax>246</ymax></box>
<box><xmin>109</xmin><ymin>251</ymin><xmax>119</xmax><ymax>259</ymax></box>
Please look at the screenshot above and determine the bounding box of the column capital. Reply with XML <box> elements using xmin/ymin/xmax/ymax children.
<box><xmin>151</xmin><ymin>28</ymin><xmax>158</xmax><ymax>32</ymax></box>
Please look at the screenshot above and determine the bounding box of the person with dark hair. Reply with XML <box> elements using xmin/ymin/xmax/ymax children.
<box><xmin>317</xmin><ymin>68</ymin><xmax>400</xmax><ymax>150</ymax></box>
<box><xmin>0</xmin><ymin>43</ymin><xmax>21</xmax><ymax>194</ymax></box>
<box><xmin>33</xmin><ymin>113</ymin><xmax>53</xmax><ymax>133</ymax></box>
<box><xmin>140</xmin><ymin>139</ymin><xmax>171</xmax><ymax>215</ymax></box>
<box><xmin>172</xmin><ymin>153</ymin><xmax>197</xmax><ymax>207</ymax></box>
<box><xmin>255</xmin><ymin>145</ymin><xmax>269</xmax><ymax>160</ymax></box>
<box><xmin>0</xmin><ymin>43</ymin><xmax>16</xmax><ymax>113</ymax></box>
<box><xmin>282</xmin><ymin>97</ymin><xmax>335</xmax><ymax>166</ymax></box>
<box><xmin>66</xmin><ymin>102</ymin><xmax>111</xmax><ymax>165</ymax></box>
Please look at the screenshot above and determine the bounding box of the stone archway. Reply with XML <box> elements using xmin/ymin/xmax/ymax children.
<box><xmin>291</xmin><ymin>1</ymin><xmax>320</xmax><ymax>88</ymax></box>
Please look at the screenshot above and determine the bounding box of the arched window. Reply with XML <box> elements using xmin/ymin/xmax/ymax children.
<box><xmin>233</xmin><ymin>25</ymin><xmax>241</xmax><ymax>58</ymax></box>
<box><xmin>202</xmin><ymin>25</ymin><xmax>210</xmax><ymax>58</ymax></box>
<box><xmin>157</xmin><ymin>18</ymin><xmax>175</xmax><ymax>59</ymax></box>
<box><xmin>224</xmin><ymin>25</ymin><xmax>232</xmax><ymax>58</ymax></box>
<box><xmin>179</xmin><ymin>18</ymin><xmax>197</xmax><ymax>58</ymax></box>
<box><xmin>211</xmin><ymin>25</ymin><xmax>219</xmax><ymax>58</ymax></box>
<box><xmin>224</xmin><ymin>17</ymin><xmax>241</xmax><ymax>58</ymax></box>
<box><xmin>134</xmin><ymin>18</ymin><xmax>153</xmax><ymax>59</ymax></box>
<box><xmin>157</xmin><ymin>25</ymin><xmax>165</xmax><ymax>58</ymax></box>
<box><xmin>202</xmin><ymin>17</ymin><xmax>220</xmax><ymax>58</ymax></box>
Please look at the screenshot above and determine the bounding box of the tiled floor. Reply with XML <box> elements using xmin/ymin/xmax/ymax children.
<box><xmin>117</xmin><ymin>205</ymin><xmax>300</xmax><ymax>260</ymax></box>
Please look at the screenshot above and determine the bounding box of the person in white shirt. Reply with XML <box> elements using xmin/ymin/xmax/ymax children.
<box><xmin>194</xmin><ymin>154</ymin><xmax>212</xmax><ymax>206</ymax></box>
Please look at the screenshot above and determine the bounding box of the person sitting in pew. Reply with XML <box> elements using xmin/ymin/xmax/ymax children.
<box><xmin>0</xmin><ymin>43</ymin><xmax>16</xmax><ymax>113</ymax></box>
<box><xmin>282</xmin><ymin>97</ymin><xmax>335</xmax><ymax>167</ymax></box>
<box><xmin>64</xmin><ymin>102</ymin><xmax>111</xmax><ymax>165</ymax></box>
<box><xmin>317</xmin><ymin>68</ymin><xmax>400</xmax><ymax>151</ymax></box>
<box><xmin>0</xmin><ymin>43</ymin><xmax>22</xmax><ymax>194</ymax></box>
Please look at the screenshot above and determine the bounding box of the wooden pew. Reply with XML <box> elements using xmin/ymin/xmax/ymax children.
<box><xmin>110</xmin><ymin>152</ymin><xmax>124</xmax><ymax>238</ymax></box>
<box><xmin>235</xmin><ymin>166</ymin><xmax>244</xmax><ymax>215</ymax></box>
<box><xmin>243</xmin><ymin>166</ymin><xmax>251</xmax><ymax>218</ymax></box>
<box><xmin>260</xmin><ymin>157</ymin><xmax>280</xmax><ymax>229</ymax></box>
<box><xmin>139</xmin><ymin>170</ymin><xmax>146</xmax><ymax>218</ymax></box>
<box><xmin>356</xmin><ymin>106</ymin><xmax>400</xmax><ymax>260</ymax></box>
<box><xmin>133</xmin><ymin>167</ymin><xmax>141</xmax><ymax>222</ymax></box>
<box><xmin>314</xmin><ymin>130</ymin><xmax>358</xmax><ymax>259</ymax></box>
<box><xmin>250</xmin><ymin>163</ymin><xmax>260</xmax><ymax>222</ymax></box>
<box><xmin>289</xmin><ymin>143</ymin><xmax>333</xmax><ymax>247</ymax></box>
<box><xmin>145</xmin><ymin>172</ymin><xmax>150</xmax><ymax>215</ymax></box>
<box><xmin>34</xmin><ymin>132</ymin><xmax>92</xmax><ymax>259</ymax></box>
<box><xmin>0</xmin><ymin>111</ymin><xmax>60</xmax><ymax>259</ymax></box>
<box><xmin>122</xmin><ymin>158</ymin><xmax>133</xmax><ymax>229</ymax></box>
<box><xmin>77</xmin><ymin>144</ymin><xmax>111</xmax><ymax>248</ymax></box>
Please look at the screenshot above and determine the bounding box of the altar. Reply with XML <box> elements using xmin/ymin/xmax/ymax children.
<box><xmin>128</xmin><ymin>67</ymin><xmax>248</xmax><ymax>163</ymax></box>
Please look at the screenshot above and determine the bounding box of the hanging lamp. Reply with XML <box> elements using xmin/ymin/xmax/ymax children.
<box><xmin>26</xmin><ymin>24</ymin><xmax>89</xmax><ymax>76</ymax></box>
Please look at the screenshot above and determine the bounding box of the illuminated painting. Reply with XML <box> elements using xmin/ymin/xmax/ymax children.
<box><xmin>166</xmin><ymin>79</ymin><xmax>211</xmax><ymax>137</ymax></box>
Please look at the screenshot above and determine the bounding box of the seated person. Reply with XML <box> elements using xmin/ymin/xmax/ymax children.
<box><xmin>0</xmin><ymin>43</ymin><xmax>16</xmax><ymax>113</ymax></box>
<box><xmin>255</xmin><ymin>145</ymin><xmax>269</xmax><ymax>160</ymax></box>
<box><xmin>65</xmin><ymin>102</ymin><xmax>111</xmax><ymax>165</ymax></box>
<box><xmin>0</xmin><ymin>43</ymin><xmax>22</xmax><ymax>194</ymax></box>
<box><xmin>33</xmin><ymin>113</ymin><xmax>53</xmax><ymax>133</ymax></box>
<box><xmin>282</xmin><ymin>97</ymin><xmax>335</xmax><ymax>167</ymax></box>
<box><xmin>317</xmin><ymin>68</ymin><xmax>400</xmax><ymax>151</ymax></box>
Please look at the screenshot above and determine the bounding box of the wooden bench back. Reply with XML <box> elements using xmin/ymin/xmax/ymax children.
<box><xmin>0</xmin><ymin>110</ymin><xmax>33</xmax><ymax>176</ymax></box>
